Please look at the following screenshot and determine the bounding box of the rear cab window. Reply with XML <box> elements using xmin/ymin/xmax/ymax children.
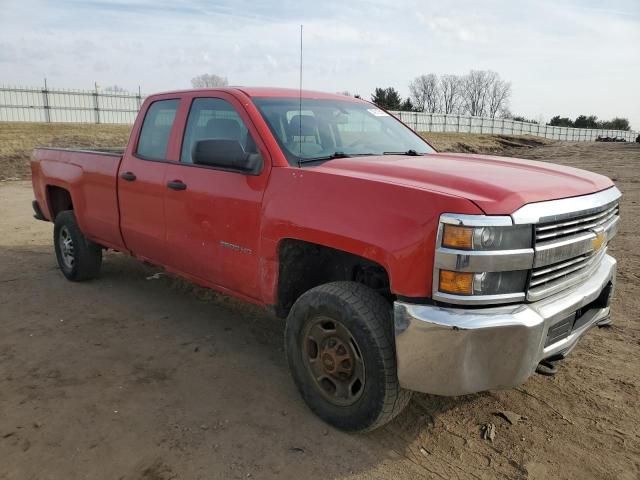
<box><xmin>136</xmin><ymin>99</ymin><xmax>179</xmax><ymax>160</ymax></box>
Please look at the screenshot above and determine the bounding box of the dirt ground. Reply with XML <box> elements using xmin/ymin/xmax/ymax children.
<box><xmin>1</xmin><ymin>137</ymin><xmax>639</xmax><ymax>480</ymax></box>
<box><xmin>421</xmin><ymin>132</ymin><xmax>553</xmax><ymax>153</ymax></box>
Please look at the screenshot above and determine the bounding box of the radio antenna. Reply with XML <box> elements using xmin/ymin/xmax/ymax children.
<box><xmin>298</xmin><ymin>24</ymin><xmax>303</xmax><ymax>166</ymax></box>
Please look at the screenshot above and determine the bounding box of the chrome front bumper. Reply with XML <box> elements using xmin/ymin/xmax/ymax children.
<box><xmin>394</xmin><ymin>254</ymin><xmax>616</xmax><ymax>396</ymax></box>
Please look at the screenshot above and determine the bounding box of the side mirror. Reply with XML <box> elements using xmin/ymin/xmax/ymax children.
<box><xmin>192</xmin><ymin>139</ymin><xmax>262</xmax><ymax>174</ymax></box>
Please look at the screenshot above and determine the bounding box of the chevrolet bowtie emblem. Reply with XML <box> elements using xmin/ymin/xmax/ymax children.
<box><xmin>592</xmin><ymin>231</ymin><xmax>606</xmax><ymax>251</ymax></box>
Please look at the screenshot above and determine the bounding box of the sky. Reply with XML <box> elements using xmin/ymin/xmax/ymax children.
<box><xmin>1</xmin><ymin>0</ymin><xmax>639</xmax><ymax>128</ymax></box>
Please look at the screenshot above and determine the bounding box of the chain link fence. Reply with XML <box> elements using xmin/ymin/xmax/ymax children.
<box><xmin>0</xmin><ymin>84</ymin><xmax>636</xmax><ymax>141</ymax></box>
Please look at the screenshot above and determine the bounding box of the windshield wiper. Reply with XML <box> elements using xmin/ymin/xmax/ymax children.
<box><xmin>382</xmin><ymin>149</ymin><xmax>425</xmax><ymax>156</ymax></box>
<box><xmin>297</xmin><ymin>152</ymin><xmax>350</xmax><ymax>166</ymax></box>
<box><xmin>297</xmin><ymin>152</ymin><xmax>376</xmax><ymax>166</ymax></box>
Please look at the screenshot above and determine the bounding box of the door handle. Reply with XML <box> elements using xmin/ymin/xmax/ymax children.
<box><xmin>120</xmin><ymin>171</ymin><xmax>136</xmax><ymax>182</ymax></box>
<box><xmin>167</xmin><ymin>180</ymin><xmax>187</xmax><ymax>191</ymax></box>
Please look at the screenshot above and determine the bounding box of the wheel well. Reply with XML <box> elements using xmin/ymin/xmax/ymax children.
<box><xmin>276</xmin><ymin>239</ymin><xmax>392</xmax><ymax>317</ymax></box>
<box><xmin>47</xmin><ymin>186</ymin><xmax>73</xmax><ymax>219</ymax></box>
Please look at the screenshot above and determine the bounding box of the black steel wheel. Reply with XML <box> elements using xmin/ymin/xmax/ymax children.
<box><xmin>302</xmin><ymin>315</ymin><xmax>366</xmax><ymax>407</ymax></box>
<box><xmin>285</xmin><ymin>281</ymin><xmax>411</xmax><ymax>432</ymax></box>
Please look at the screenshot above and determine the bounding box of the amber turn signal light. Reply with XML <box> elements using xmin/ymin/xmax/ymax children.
<box><xmin>439</xmin><ymin>270</ymin><xmax>473</xmax><ymax>295</ymax></box>
<box><xmin>442</xmin><ymin>224</ymin><xmax>473</xmax><ymax>249</ymax></box>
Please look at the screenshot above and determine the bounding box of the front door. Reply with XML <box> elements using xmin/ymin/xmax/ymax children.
<box><xmin>163</xmin><ymin>94</ymin><xmax>271</xmax><ymax>300</ymax></box>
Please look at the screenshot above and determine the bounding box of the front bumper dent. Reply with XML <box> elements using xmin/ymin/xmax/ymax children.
<box><xmin>394</xmin><ymin>254</ymin><xmax>616</xmax><ymax>396</ymax></box>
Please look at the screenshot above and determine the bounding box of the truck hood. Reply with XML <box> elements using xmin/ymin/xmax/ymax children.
<box><xmin>314</xmin><ymin>152</ymin><xmax>614</xmax><ymax>215</ymax></box>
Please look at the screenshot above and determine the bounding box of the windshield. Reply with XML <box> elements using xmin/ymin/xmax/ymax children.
<box><xmin>252</xmin><ymin>97</ymin><xmax>435</xmax><ymax>165</ymax></box>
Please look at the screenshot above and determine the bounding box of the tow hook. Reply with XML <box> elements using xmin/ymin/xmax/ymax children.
<box><xmin>536</xmin><ymin>359</ymin><xmax>559</xmax><ymax>376</ymax></box>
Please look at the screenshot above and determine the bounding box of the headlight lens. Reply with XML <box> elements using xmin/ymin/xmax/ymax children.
<box><xmin>439</xmin><ymin>270</ymin><xmax>528</xmax><ymax>296</ymax></box>
<box><xmin>442</xmin><ymin>225</ymin><xmax>473</xmax><ymax>249</ymax></box>
<box><xmin>442</xmin><ymin>224</ymin><xmax>531</xmax><ymax>251</ymax></box>
<box><xmin>472</xmin><ymin>271</ymin><xmax>528</xmax><ymax>295</ymax></box>
<box><xmin>439</xmin><ymin>270</ymin><xmax>473</xmax><ymax>295</ymax></box>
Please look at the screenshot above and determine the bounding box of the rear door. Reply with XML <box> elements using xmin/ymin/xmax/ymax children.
<box><xmin>163</xmin><ymin>93</ymin><xmax>271</xmax><ymax>299</ymax></box>
<box><xmin>118</xmin><ymin>98</ymin><xmax>181</xmax><ymax>263</ymax></box>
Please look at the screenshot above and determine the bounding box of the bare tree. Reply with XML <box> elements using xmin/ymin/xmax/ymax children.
<box><xmin>460</xmin><ymin>70</ymin><xmax>492</xmax><ymax>116</ymax></box>
<box><xmin>487</xmin><ymin>76</ymin><xmax>511</xmax><ymax>118</ymax></box>
<box><xmin>439</xmin><ymin>74</ymin><xmax>462</xmax><ymax>114</ymax></box>
<box><xmin>103</xmin><ymin>85</ymin><xmax>128</xmax><ymax>93</ymax></box>
<box><xmin>459</xmin><ymin>70</ymin><xmax>511</xmax><ymax>118</ymax></box>
<box><xmin>409</xmin><ymin>74</ymin><xmax>440</xmax><ymax>113</ymax></box>
<box><xmin>191</xmin><ymin>74</ymin><xmax>229</xmax><ymax>88</ymax></box>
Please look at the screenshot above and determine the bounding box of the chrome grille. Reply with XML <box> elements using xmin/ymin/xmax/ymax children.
<box><xmin>529</xmin><ymin>248</ymin><xmax>607</xmax><ymax>300</ymax></box>
<box><xmin>527</xmin><ymin>199</ymin><xmax>619</xmax><ymax>301</ymax></box>
<box><xmin>535</xmin><ymin>203</ymin><xmax>619</xmax><ymax>242</ymax></box>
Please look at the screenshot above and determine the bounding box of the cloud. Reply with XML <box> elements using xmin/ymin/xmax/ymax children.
<box><xmin>1</xmin><ymin>0</ymin><xmax>638</xmax><ymax>128</ymax></box>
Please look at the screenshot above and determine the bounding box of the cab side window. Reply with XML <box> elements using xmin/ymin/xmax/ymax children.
<box><xmin>181</xmin><ymin>98</ymin><xmax>258</xmax><ymax>164</ymax></box>
<box><xmin>136</xmin><ymin>99</ymin><xmax>179</xmax><ymax>160</ymax></box>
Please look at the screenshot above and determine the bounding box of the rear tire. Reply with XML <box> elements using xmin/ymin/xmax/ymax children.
<box><xmin>53</xmin><ymin>210</ymin><xmax>102</xmax><ymax>281</ymax></box>
<box><xmin>285</xmin><ymin>281</ymin><xmax>411</xmax><ymax>432</ymax></box>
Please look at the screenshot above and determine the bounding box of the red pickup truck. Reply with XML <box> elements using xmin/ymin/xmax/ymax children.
<box><xmin>31</xmin><ymin>88</ymin><xmax>620</xmax><ymax>431</ymax></box>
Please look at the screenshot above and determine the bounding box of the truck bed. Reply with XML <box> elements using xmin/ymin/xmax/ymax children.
<box><xmin>31</xmin><ymin>146</ymin><xmax>126</xmax><ymax>251</ymax></box>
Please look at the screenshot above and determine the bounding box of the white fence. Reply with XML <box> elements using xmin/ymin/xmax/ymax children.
<box><xmin>0</xmin><ymin>85</ymin><xmax>143</xmax><ymax>124</ymax></box>
<box><xmin>0</xmin><ymin>84</ymin><xmax>636</xmax><ymax>141</ymax></box>
<box><xmin>391</xmin><ymin>111</ymin><xmax>638</xmax><ymax>142</ymax></box>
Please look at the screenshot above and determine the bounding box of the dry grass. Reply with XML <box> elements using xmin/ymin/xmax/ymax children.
<box><xmin>421</xmin><ymin>132</ymin><xmax>553</xmax><ymax>154</ymax></box>
<box><xmin>0</xmin><ymin>122</ymin><xmax>554</xmax><ymax>181</ymax></box>
<box><xmin>0</xmin><ymin>122</ymin><xmax>131</xmax><ymax>181</ymax></box>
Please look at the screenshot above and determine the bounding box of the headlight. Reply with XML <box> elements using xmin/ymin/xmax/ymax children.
<box><xmin>472</xmin><ymin>271</ymin><xmax>528</xmax><ymax>295</ymax></box>
<box><xmin>434</xmin><ymin>214</ymin><xmax>534</xmax><ymax>305</ymax></box>
<box><xmin>439</xmin><ymin>270</ymin><xmax>528</xmax><ymax>296</ymax></box>
<box><xmin>442</xmin><ymin>224</ymin><xmax>531</xmax><ymax>250</ymax></box>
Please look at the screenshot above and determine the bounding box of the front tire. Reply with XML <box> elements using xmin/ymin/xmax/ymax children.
<box><xmin>285</xmin><ymin>281</ymin><xmax>411</xmax><ymax>432</ymax></box>
<box><xmin>53</xmin><ymin>210</ymin><xmax>102</xmax><ymax>281</ymax></box>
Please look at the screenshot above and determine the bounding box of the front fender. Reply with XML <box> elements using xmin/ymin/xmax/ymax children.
<box><xmin>258</xmin><ymin>167</ymin><xmax>483</xmax><ymax>303</ymax></box>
